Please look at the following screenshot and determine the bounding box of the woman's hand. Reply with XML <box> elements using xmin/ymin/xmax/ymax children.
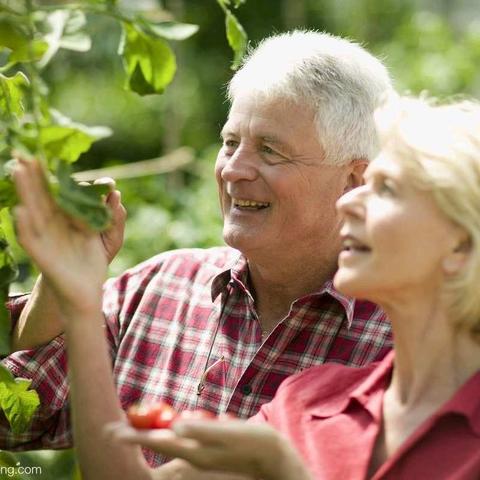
<box><xmin>106</xmin><ymin>419</ymin><xmax>313</xmax><ymax>480</ymax></box>
<box><xmin>12</xmin><ymin>156</ymin><xmax>113</xmax><ymax>317</ymax></box>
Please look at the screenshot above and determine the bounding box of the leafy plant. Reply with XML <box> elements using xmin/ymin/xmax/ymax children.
<box><xmin>0</xmin><ymin>0</ymin><xmax>247</xmax><ymax>436</ymax></box>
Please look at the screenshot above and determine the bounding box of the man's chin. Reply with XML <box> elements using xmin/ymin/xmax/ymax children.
<box><xmin>223</xmin><ymin>230</ymin><xmax>260</xmax><ymax>255</ymax></box>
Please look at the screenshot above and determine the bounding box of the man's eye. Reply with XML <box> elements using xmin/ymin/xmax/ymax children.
<box><xmin>224</xmin><ymin>140</ymin><xmax>238</xmax><ymax>148</ymax></box>
<box><xmin>262</xmin><ymin>145</ymin><xmax>275</xmax><ymax>154</ymax></box>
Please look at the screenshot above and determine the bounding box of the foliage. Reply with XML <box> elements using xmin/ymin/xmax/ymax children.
<box><xmin>217</xmin><ymin>0</ymin><xmax>247</xmax><ymax>69</ymax></box>
<box><xmin>0</xmin><ymin>366</ymin><xmax>39</xmax><ymax>435</ymax></box>
<box><xmin>0</xmin><ymin>0</ymin><xmax>247</xmax><ymax>440</ymax></box>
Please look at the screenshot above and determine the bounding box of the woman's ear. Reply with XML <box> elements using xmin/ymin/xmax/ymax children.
<box><xmin>345</xmin><ymin>159</ymin><xmax>368</xmax><ymax>193</ymax></box>
<box><xmin>442</xmin><ymin>235</ymin><xmax>471</xmax><ymax>275</ymax></box>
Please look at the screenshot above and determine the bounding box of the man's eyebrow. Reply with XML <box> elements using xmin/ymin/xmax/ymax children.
<box><xmin>220</xmin><ymin>128</ymin><xmax>236</xmax><ymax>139</ymax></box>
<box><xmin>219</xmin><ymin>131</ymin><xmax>289</xmax><ymax>148</ymax></box>
<box><xmin>261</xmin><ymin>135</ymin><xmax>285</xmax><ymax>145</ymax></box>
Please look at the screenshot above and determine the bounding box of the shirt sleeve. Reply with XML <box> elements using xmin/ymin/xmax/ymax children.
<box><xmin>0</xmin><ymin>333</ymin><xmax>72</xmax><ymax>450</ymax></box>
<box><xmin>0</xmin><ymin>278</ymin><xmax>124</xmax><ymax>450</ymax></box>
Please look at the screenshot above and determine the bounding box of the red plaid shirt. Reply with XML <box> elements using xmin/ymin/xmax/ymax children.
<box><xmin>0</xmin><ymin>247</ymin><xmax>392</xmax><ymax>466</ymax></box>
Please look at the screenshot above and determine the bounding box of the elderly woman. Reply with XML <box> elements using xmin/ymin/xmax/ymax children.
<box><xmin>108</xmin><ymin>96</ymin><xmax>480</xmax><ymax>480</ymax></box>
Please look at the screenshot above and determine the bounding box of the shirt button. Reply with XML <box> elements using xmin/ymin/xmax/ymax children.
<box><xmin>241</xmin><ymin>384</ymin><xmax>252</xmax><ymax>395</ymax></box>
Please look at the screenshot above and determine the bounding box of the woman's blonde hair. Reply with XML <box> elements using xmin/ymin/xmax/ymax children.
<box><xmin>375</xmin><ymin>96</ymin><xmax>480</xmax><ymax>333</ymax></box>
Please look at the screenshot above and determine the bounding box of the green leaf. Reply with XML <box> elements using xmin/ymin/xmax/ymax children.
<box><xmin>139</xmin><ymin>20</ymin><xmax>199</xmax><ymax>41</ymax></box>
<box><xmin>233</xmin><ymin>0</ymin><xmax>246</xmax><ymax>7</ymax></box>
<box><xmin>0</xmin><ymin>19</ymin><xmax>48</xmax><ymax>64</ymax></box>
<box><xmin>0</xmin><ymin>221</ymin><xmax>17</xmax><ymax>355</ymax></box>
<box><xmin>0</xmin><ymin>72</ymin><xmax>29</xmax><ymax>120</ymax></box>
<box><xmin>0</xmin><ymin>366</ymin><xmax>40</xmax><ymax>434</ymax></box>
<box><xmin>119</xmin><ymin>23</ymin><xmax>176</xmax><ymax>96</ymax></box>
<box><xmin>0</xmin><ymin>18</ymin><xmax>29</xmax><ymax>52</ymax></box>
<box><xmin>55</xmin><ymin>163</ymin><xmax>111</xmax><ymax>231</ymax></box>
<box><xmin>19</xmin><ymin>110</ymin><xmax>111</xmax><ymax>166</ymax></box>
<box><xmin>0</xmin><ymin>291</ymin><xmax>10</xmax><ymax>356</ymax></box>
<box><xmin>38</xmin><ymin>10</ymin><xmax>92</xmax><ymax>68</ymax></box>
<box><xmin>0</xmin><ymin>178</ymin><xmax>16</xmax><ymax>209</ymax></box>
<box><xmin>0</xmin><ymin>450</ymin><xmax>19</xmax><ymax>468</ymax></box>
<box><xmin>8</xmin><ymin>39</ymin><xmax>48</xmax><ymax>64</ymax></box>
<box><xmin>225</xmin><ymin>9</ymin><xmax>247</xmax><ymax>70</ymax></box>
<box><xmin>0</xmin><ymin>226</ymin><xmax>17</xmax><ymax>285</ymax></box>
<box><xmin>40</xmin><ymin>126</ymin><xmax>97</xmax><ymax>164</ymax></box>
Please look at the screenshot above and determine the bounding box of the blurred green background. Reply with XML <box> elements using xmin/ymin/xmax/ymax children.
<box><xmin>4</xmin><ymin>0</ymin><xmax>480</xmax><ymax>478</ymax></box>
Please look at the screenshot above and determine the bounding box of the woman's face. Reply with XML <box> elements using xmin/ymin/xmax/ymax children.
<box><xmin>334</xmin><ymin>153</ymin><xmax>466</xmax><ymax>303</ymax></box>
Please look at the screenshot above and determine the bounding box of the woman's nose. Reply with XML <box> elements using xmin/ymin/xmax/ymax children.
<box><xmin>336</xmin><ymin>185</ymin><xmax>366</xmax><ymax>218</ymax></box>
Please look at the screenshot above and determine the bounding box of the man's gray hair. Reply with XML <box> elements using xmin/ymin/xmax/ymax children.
<box><xmin>228</xmin><ymin>30</ymin><xmax>394</xmax><ymax>165</ymax></box>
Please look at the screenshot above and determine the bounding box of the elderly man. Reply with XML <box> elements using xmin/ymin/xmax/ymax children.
<box><xmin>2</xmin><ymin>30</ymin><xmax>393</xmax><ymax>479</ymax></box>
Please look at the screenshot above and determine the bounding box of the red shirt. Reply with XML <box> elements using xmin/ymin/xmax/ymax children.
<box><xmin>252</xmin><ymin>350</ymin><xmax>480</xmax><ymax>480</ymax></box>
<box><xmin>0</xmin><ymin>247</ymin><xmax>392</xmax><ymax>466</ymax></box>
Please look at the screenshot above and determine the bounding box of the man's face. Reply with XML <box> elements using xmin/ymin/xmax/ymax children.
<box><xmin>215</xmin><ymin>93</ymin><xmax>354</xmax><ymax>262</ymax></box>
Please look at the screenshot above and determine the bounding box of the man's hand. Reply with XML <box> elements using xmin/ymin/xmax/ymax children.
<box><xmin>86</xmin><ymin>176</ymin><xmax>127</xmax><ymax>264</ymax></box>
<box><xmin>106</xmin><ymin>420</ymin><xmax>313</xmax><ymax>480</ymax></box>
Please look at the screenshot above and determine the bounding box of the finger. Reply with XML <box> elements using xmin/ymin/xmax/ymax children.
<box><xmin>14</xmin><ymin>205</ymin><xmax>39</xmax><ymax>249</ymax></box>
<box><xmin>108</xmin><ymin>424</ymin><xmax>177</xmax><ymax>443</ymax></box>
<box><xmin>13</xmin><ymin>156</ymin><xmax>55</xmax><ymax>228</ymax></box>
<box><xmin>93</xmin><ymin>177</ymin><xmax>116</xmax><ymax>189</ymax></box>
<box><xmin>107</xmin><ymin>424</ymin><xmax>203</xmax><ymax>457</ymax></box>
<box><xmin>12</xmin><ymin>162</ymin><xmax>47</xmax><ymax>236</ymax></box>
<box><xmin>94</xmin><ymin>177</ymin><xmax>116</xmax><ymax>200</ymax></box>
<box><xmin>106</xmin><ymin>190</ymin><xmax>127</xmax><ymax>225</ymax></box>
<box><xmin>108</xmin><ymin>424</ymin><xmax>235</xmax><ymax>472</ymax></box>
<box><xmin>173</xmin><ymin>419</ymin><xmax>249</xmax><ymax>445</ymax></box>
<box><xmin>22</xmin><ymin>155</ymin><xmax>55</xmax><ymax>217</ymax></box>
<box><xmin>218</xmin><ymin>412</ymin><xmax>238</xmax><ymax>420</ymax></box>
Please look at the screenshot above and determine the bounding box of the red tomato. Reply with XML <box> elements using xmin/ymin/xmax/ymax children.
<box><xmin>127</xmin><ymin>401</ymin><xmax>177</xmax><ymax>429</ymax></box>
<box><xmin>175</xmin><ymin>409</ymin><xmax>216</xmax><ymax>422</ymax></box>
<box><xmin>152</xmin><ymin>403</ymin><xmax>177</xmax><ymax>429</ymax></box>
<box><xmin>127</xmin><ymin>404</ymin><xmax>159</xmax><ymax>429</ymax></box>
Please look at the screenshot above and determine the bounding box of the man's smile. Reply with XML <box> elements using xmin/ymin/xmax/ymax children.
<box><xmin>231</xmin><ymin>198</ymin><xmax>270</xmax><ymax>209</ymax></box>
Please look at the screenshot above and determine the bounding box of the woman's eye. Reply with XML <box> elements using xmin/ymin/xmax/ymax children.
<box><xmin>377</xmin><ymin>178</ymin><xmax>395</xmax><ymax>195</ymax></box>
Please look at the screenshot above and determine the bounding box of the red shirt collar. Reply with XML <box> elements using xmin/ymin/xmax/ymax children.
<box><xmin>309</xmin><ymin>350</ymin><xmax>480</xmax><ymax>437</ymax></box>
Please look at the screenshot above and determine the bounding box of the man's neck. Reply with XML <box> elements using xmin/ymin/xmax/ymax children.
<box><xmin>246</xmin><ymin>253</ymin><xmax>338</xmax><ymax>328</ymax></box>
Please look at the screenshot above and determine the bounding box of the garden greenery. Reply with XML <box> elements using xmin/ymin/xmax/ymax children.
<box><xmin>0</xmin><ymin>0</ymin><xmax>246</xmax><ymax>435</ymax></box>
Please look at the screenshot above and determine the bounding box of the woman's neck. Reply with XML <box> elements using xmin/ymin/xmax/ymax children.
<box><xmin>382</xmin><ymin>293</ymin><xmax>480</xmax><ymax>407</ymax></box>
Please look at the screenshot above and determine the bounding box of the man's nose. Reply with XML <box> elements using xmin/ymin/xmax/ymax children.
<box><xmin>220</xmin><ymin>146</ymin><xmax>258</xmax><ymax>183</ymax></box>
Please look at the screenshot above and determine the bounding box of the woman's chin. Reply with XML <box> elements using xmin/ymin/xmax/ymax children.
<box><xmin>333</xmin><ymin>270</ymin><xmax>371</xmax><ymax>299</ymax></box>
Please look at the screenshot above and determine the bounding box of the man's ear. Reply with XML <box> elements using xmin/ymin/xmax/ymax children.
<box><xmin>344</xmin><ymin>159</ymin><xmax>368</xmax><ymax>193</ymax></box>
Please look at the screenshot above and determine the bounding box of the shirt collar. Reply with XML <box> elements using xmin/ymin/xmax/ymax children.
<box><xmin>309</xmin><ymin>350</ymin><xmax>393</xmax><ymax>420</ymax></box>
<box><xmin>210</xmin><ymin>254</ymin><xmax>356</xmax><ymax>327</ymax></box>
<box><xmin>435</xmin><ymin>369</ymin><xmax>480</xmax><ymax>437</ymax></box>
<box><xmin>210</xmin><ymin>252</ymin><xmax>248</xmax><ymax>302</ymax></box>
<box><xmin>309</xmin><ymin>351</ymin><xmax>480</xmax><ymax>438</ymax></box>
<box><xmin>321</xmin><ymin>280</ymin><xmax>356</xmax><ymax>328</ymax></box>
